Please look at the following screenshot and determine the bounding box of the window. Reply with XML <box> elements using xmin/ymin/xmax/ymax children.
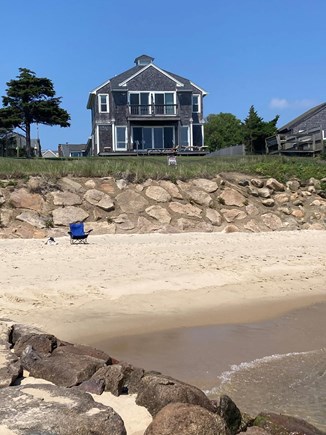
<box><xmin>180</xmin><ymin>126</ymin><xmax>189</xmax><ymax>147</ymax></box>
<box><xmin>154</xmin><ymin>93</ymin><xmax>175</xmax><ymax>115</ymax></box>
<box><xmin>98</xmin><ymin>94</ymin><xmax>109</xmax><ymax>113</ymax></box>
<box><xmin>129</xmin><ymin>93</ymin><xmax>149</xmax><ymax>115</ymax></box>
<box><xmin>70</xmin><ymin>151</ymin><xmax>83</xmax><ymax>157</ymax></box>
<box><xmin>116</xmin><ymin>126</ymin><xmax>127</xmax><ymax>150</ymax></box>
<box><xmin>132</xmin><ymin>126</ymin><xmax>175</xmax><ymax>149</ymax></box>
<box><xmin>193</xmin><ymin>125</ymin><xmax>203</xmax><ymax>146</ymax></box>
<box><xmin>192</xmin><ymin>94</ymin><xmax>200</xmax><ymax>113</ymax></box>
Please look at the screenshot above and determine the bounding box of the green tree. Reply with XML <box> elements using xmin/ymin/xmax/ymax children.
<box><xmin>204</xmin><ymin>113</ymin><xmax>243</xmax><ymax>151</ymax></box>
<box><xmin>242</xmin><ymin>105</ymin><xmax>279</xmax><ymax>154</ymax></box>
<box><xmin>0</xmin><ymin>68</ymin><xmax>70</xmax><ymax>157</ymax></box>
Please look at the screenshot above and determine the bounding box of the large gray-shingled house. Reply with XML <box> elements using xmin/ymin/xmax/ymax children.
<box><xmin>86</xmin><ymin>55</ymin><xmax>207</xmax><ymax>155</ymax></box>
<box><xmin>266</xmin><ymin>102</ymin><xmax>326</xmax><ymax>156</ymax></box>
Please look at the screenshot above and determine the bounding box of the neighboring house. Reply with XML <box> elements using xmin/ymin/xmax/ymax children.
<box><xmin>42</xmin><ymin>149</ymin><xmax>58</xmax><ymax>158</ymax></box>
<box><xmin>266</xmin><ymin>103</ymin><xmax>326</xmax><ymax>156</ymax></box>
<box><xmin>58</xmin><ymin>143</ymin><xmax>89</xmax><ymax>158</ymax></box>
<box><xmin>86</xmin><ymin>54</ymin><xmax>207</xmax><ymax>155</ymax></box>
<box><xmin>0</xmin><ymin>132</ymin><xmax>40</xmax><ymax>157</ymax></box>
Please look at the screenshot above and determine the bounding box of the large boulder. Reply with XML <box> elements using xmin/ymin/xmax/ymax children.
<box><xmin>206</xmin><ymin>209</ymin><xmax>222</xmax><ymax>226</ymax></box>
<box><xmin>0</xmin><ymin>383</ymin><xmax>126</xmax><ymax>435</ymax></box>
<box><xmin>20</xmin><ymin>346</ymin><xmax>106</xmax><ymax>387</ymax></box>
<box><xmin>146</xmin><ymin>205</ymin><xmax>172</xmax><ymax>224</ymax></box>
<box><xmin>9</xmin><ymin>188</ymin><xmax>45</xmax><ymax>212</ymax></box>
<box><xmin>158</xmin><ymin>180</ymin><xmax>183</xmax><ymax>199</ymax></box>
<box><xmin>91</xmin><ymin>363</ymin><xmax>145</xmax><ymax>396</ymax></box>
<box><xmin>144</xmin><ymin>403</ymin><xmax>228</xmax><ymax>435</ymax></box>
<box><xmin>169</xmin><ymin>202</ymin><xmax>202</xmax><ymax>218</ymax></box>
<box><xmin>14</xmin><ymin>333</ymin><xmax>58</xmax><ymax>356</ymax></box>
<box><xmin>184</xmin><ymin>187</ymin><xmax>213</xmax><ymax>207</ymax></box>
<box><xmin>219</xmin><ymin>188</ymin><xmax>246</xmax><ymax>207</ymax></box>
<box><xmin>145</xmin><ymin>186</ymin><xmax>171</xmax><ymax>202</ymax></box>
<box><xmin>265</xmin><ymin>178</ymin><xmax>285</xmax><ymax>192</ymax></box>
<box><xmin>116</xmin><ymin>190</ymin><xmax>149</xmax><ymax>213</ymax></box>
<box><xmin>192</xmin><ymin>178</ymin><xmax>219</xmax><ymax>193</ymax></box>
<box><xmin>52</xmin><ymin>206</ymin><xmax>89</xmax><ymax>226</ymax></box>
<box><xmin>220</xmin><ymin>208</ymin><xmax>247</xmax><ymax>223</ymax></box>
<box><xmin>253</xmin><ymin>412</ymin><xmax>323</xmax><ymax>435</ymax></box>
<box><xmin>16</xmin><ymin>211</ymin><xmax>47</xmax><ymax>228</ymax></box>
<box><xmin>51</xmin><ymin>191</ymin><xmax>82</xmax><ymax>206</ymax></box>
<box><xmin>136</xmin><ymin>373</ymin><xmax>216</xmax><ymax>416</ymax></box>
<box><xmin>0</xmin><ymin>321</ymin><xmax>22</xmax><ymax>387</ymax></box>
<box><xmin>261</xmin><ymin>213</ymin><xmax>283</xmax><ymax>231</ymax></box>
<box><xmin>58</xmin><ymin>177</ymin><xmax>84</xmax><ymax>193</ymax></box>
<box><xmin>217</xmin><ymin>395</ymin><xmax>242</xmax><ymax>435</ymax></box>
<box><xmin>84</xmin><ymin>189</ymin><xmax>115</xmax><ymax>211</ymax></box>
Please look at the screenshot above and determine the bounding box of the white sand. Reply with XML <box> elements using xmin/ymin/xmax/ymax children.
<box><xmin>1</xmin><ymin>231</ymin><xmax>325</xmax><ymax>342</ymax></box>
<box><xmin>3</xmin><ymin>230</ymin><xmax>326</xmax><ymax>434</ymax></box>
<box><xmin>19</xmin><ymin>376</ymin><xmax>151</xmax><ymax>435</ymax></box>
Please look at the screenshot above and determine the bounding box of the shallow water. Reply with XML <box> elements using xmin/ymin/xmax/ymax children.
<box><xmin>96</xmin><ymin>303</ymin><xmax>326</xmax><ymax>430</ymax></box>
<box><xmin>207</xmin><ymin>349</ymin><xmax>326</xmax><ymax>431</ymax></box>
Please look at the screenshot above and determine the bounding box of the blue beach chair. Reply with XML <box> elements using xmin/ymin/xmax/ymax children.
<box><xmin>68</xmin><ymin>222</ymin><xmax>92</xmax><ymax>244</ymax></box>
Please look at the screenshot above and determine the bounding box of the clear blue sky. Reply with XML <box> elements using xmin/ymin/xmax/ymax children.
<box><xmin>1</xmin><ymin>0</ymin><xmax>325</xmax><ymax>150</ymax></box>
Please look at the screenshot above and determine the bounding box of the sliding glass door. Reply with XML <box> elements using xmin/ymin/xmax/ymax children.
<box><xmin>132</xmin><ymin>126</ymin><xmax>174</xmax><ymax>149</ymax></box>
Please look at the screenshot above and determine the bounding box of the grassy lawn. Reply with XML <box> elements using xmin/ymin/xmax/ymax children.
<box><xmin>0</xmin><ymin>155</ymin><xmax>325</xmax><ymax>183</ymax></box>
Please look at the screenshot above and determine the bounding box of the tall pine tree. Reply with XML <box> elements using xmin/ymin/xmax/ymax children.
<box><xmin>0</xmin><ymin>68</ymin><xmax>70</xmax><ymax>157</ymax></box>
<box><xmin>243</xmin><ymin>105</ymin><xmax>279</xmax><ymax>154</ymax></box>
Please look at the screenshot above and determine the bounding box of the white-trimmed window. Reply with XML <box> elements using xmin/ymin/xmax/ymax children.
<box><xmin>192</xmin><ymin>94</ymin><xmax>200</xmax><ymax>113</ymax></box>
<box><xmin>116</xmin><ymin>126</ymin><xmax>127</xmax><ymax>150</ymax></box>
<box><xmin>180</xmin><ymin>126</ymin><xmax>189</xmax><ymax>147</ymax></box>
<box><xmin>98</xmin><ymin>94</ymin><xmax>109</xmax><ymax>113</ymax></box>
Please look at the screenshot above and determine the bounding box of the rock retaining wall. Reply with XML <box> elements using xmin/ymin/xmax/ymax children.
<box><xmin>0</xmin><ymin>173</ymin><xmax>325</xmax><ymax>239</ymax></box>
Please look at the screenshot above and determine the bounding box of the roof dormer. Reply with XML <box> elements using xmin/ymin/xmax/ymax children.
<box><xmin>134</xmin><ymin>54</ymin><xmax>154</xmax><ymax>66</ymax></box>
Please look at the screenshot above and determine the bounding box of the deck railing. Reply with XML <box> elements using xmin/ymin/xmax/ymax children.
<box><xmin>266</xmin><ymin>127</ymin><xmax>324</xmax><ymax>155</ymax></box>
<box><xmin>128</xmin><ymin>104</ymin><xmax>177</xmax><ymax>116</ymax></box>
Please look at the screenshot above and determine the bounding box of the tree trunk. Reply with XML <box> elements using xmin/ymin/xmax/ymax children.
<box><xmin>25</xmin><ymin>123</ymin><xmax>32</xmax><ymax>158</ymax></box>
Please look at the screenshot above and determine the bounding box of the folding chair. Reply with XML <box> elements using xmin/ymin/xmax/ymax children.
<box><xmin>68</xmin><ymin>222</ymin><xmax>92</xmax><ymax>244</ymax></box>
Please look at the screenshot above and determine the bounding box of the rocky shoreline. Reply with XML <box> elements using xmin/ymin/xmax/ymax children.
<box><xmin>0</xmin><ymin>320</ymin><xmax>323</xmax><ymax>434</ymax></box>
<box><xmin>0</xmin><ymin>172</ymin><xmax>326</xmax><ymax>239</ymax></box>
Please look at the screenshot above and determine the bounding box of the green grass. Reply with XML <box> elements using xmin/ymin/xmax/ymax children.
<box><xmin>0</xmin><ymin>155</ymin><xmax>325</xmax><ymax>183</ymax></box>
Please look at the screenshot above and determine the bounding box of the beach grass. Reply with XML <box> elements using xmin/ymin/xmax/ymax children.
<box><xmin>0</xmin><ymin>155</ymin><xmax>325</xmax><ymax>182</ymax></box>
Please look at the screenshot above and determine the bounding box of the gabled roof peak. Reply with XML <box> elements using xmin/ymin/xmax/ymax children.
<box><xmin>134</xmin><ymin>54</ymin><xmax>154</xmax><ymax>66</ymax></box>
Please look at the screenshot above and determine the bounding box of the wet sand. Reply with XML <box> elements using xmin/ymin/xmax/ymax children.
<box><xmin>93</xmin><ymin>301</ymin><xmax>326</xmax><ymax>390</ymax></box>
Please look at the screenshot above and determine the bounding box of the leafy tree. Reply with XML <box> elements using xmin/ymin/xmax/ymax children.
<box><xmin>204</xmin><ymin>113</ymin><xmax>243</xmax><ymax>151</ymax></box>
<box><xmin>0</xmin><ymin>68</ymin><xmax>70</xmax><ymax>157</ymax></box>
<box><xmin>242</xmin><ymin>105</ymin><xmax>279</xmax><ymax>154</ymax></box>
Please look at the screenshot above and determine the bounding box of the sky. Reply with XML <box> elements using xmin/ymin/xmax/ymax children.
<box><xmin>1</xmin><ymin>0</ymin><xmax>325</xmax><ymax>151</ymax></box>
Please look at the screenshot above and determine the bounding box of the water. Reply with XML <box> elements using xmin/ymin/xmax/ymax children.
<box><xmin>207</xmin><ymin>349</ymin><xmax>326</xmax><ymax>431</ymax></box>
<box><xmin>95</xmin><ymin>303</ymin><xmax>326</xmax><ymax>431</ymax></box>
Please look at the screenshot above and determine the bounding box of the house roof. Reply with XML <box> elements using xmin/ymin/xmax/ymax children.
<box><xmin>42</xmin><ymin>149</ymin><xmax>58</xmax><ymax>158</ymax></box>
<box><xmin>87</xmin><ymin>55</ymin><xmax>207</xmax><ymax>107</ymax></box>
<box><xmin>59</xmin><ymin>143</ymin><xmax>87</xmax><ymax>157</ymax></box>
<box><xmin>278</xmin><ymin>102</ymin><xmax>326</xmax><ymax>132</ymax></box>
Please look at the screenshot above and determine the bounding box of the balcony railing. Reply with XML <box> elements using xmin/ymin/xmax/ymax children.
<box><xmin>128</xmin><ymin>104</ymin><xmax>178</xmax><ymax>116</ymax></box>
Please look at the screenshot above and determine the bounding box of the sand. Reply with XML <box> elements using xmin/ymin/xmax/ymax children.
<box><xmin>2</xmin><ymin>230</ymin><xmax>326</xmax><ymax>434</ymax></box>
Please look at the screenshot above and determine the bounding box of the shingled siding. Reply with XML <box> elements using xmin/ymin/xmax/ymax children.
<box><xmin>112</xmin><ymin>92</ymin><xmax>128</xmax><ymax>125</ymax></box>
<box><xmin>290</xmin><ymin>106</ymin><xmax>326</xmax><ymax>134</ymax></box>
<box><xmin>98</xmin><ymin>125</ymin><xmax>112</xmax><ymax>152</ymax></box>
<box><xmin>127</xmin><ymin>66</ymin><xmax>178</xmax><ymax>91</ymax></box>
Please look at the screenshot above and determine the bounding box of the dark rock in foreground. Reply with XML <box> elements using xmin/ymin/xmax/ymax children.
<box><xmin>136</xmin><ymin>372</ymin><xmax>216</xmax><ymax>416</ymax></box>
<box><xmin>144</xmin><ymin>402</ymin><xmax>228</xmax><ymax>435</ymax></box>
<box><xmin>253</xmin><ymin>412</ymin><xmax>325</xmax><ymax>435</ymax></box>
<box><xmin>0</xmin><ymin>383</ymin><xmax>126</xmax><ymax>435</ymax></box>
<box><xmin>0</xmin><ymin>319</ymin><xmax>324</xmax><ymax>435</ymax></box>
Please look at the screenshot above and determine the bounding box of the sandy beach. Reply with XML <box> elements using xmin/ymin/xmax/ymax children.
<box><xmin>1</xmin><ymin>231</ymin><xmax>325</xmax><ymax>341</ymax></box>
<box><xmin>1</xmin><ymin>230</ymin><xmax>326</xmax><ymax>433</ymax></box>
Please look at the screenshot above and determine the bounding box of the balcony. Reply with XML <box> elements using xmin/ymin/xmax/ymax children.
<box><xmin>128</xmin><ymin>104</ymin><xmax>178</xmax><ymax>118</ymax></box>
